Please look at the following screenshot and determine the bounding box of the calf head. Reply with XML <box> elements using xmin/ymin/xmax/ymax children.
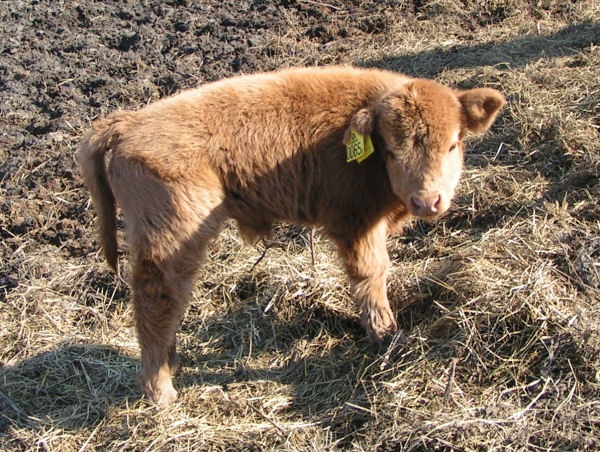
<box><xmin>347</xmin><ymin>79</ymin><xmax>505</xmax><ymax>218</ymax></box>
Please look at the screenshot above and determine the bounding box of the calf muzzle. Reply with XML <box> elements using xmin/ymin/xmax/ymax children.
<box><xmin>410</xmin><ymin>192</ymin><xmax>441</xmax><ymax>217</ymax></box>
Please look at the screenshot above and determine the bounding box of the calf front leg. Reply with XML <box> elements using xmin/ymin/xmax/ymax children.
<box><xmin>334</xmin><ymin>221</ymin><xmax>398</xmax><ymax>342</ymax></box>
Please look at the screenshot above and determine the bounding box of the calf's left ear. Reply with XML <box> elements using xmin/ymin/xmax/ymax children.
<box><xmin>343</xmin><ymin>108</ymin><xmax>375</xmax><ymax>145</ymax></box>
<box><xmin>458</xmin><ymin>88</ymin><xmax>505</xmax><ymax>135</ymax></box>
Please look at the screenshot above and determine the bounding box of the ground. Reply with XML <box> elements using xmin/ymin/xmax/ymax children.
<box><xmin>1</xmin><ymin>0</ymin><xmax>599</xmax><ymax>450</ymax></box>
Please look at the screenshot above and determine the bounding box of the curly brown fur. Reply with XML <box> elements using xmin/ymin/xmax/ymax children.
<box><xmin>79</xmin><ymin>66</ymin><xmax>504</xmax><ymax>404</ymax></box>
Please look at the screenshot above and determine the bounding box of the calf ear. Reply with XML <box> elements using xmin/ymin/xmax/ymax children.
<box><xmin>459</xmin><ymin>88</ymin><xmax>505</xmax><ymax>135</ymax></box>
<box><xmin>343</xmin><ymin>108</ymin><xmax>375</xmax><ymax>144</ymax></box>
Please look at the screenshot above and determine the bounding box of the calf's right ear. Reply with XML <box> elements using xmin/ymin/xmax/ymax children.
<box><xmin>459</xmin><ymin>88</ymin><xmax>505</xmax><ymax>135</ymax></box>
<box><xmin>343</xmin><ymin>108</ymin><xmax>375</xmax><ymax>144</ymax></box>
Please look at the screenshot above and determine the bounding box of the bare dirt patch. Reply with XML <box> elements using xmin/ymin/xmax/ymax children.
<box><xmin>1</xmin><ymin>0</ymin><xmax>599</xmax><ymax>450</ymax></box>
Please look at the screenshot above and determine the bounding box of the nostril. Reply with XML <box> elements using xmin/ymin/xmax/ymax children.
<box><xmin>411</xmin><ymin>196</ymin><xmax>423</xmax><ymax>211</ymax></box>
<box><xmin>432</xmin><ymin>193</ymin><xmax>441</xmax><ymax>211</ymax></box>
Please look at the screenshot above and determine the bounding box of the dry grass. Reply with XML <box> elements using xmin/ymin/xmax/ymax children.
<box><xmin>1</xmin><ymin>0</ymin><xmax>600</xmax><ymax>450</ymax></box>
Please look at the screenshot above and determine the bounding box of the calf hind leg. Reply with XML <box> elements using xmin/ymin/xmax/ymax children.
<box><xmin>111</xmin><ymin>157</ymin><xmax>226</xmax><ymax>403</ymax></box>
<box><xmin>131</xmin><ymin>209</ymin><xmax>225</xmax><ymax>404</ymax></box>
<box><xmin>132</xmin><ymin>253</ymin><xmax>198</xmax><ymax>404</ymax></box>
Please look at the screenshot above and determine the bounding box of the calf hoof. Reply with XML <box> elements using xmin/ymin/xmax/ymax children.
<box><xmin>152</xmin><ymin>385</ymin><xmax>178</xmax><ymax>405</ymax></box>
<box><xmin>169</xmin><ymin>354</ymin><xmax>182</xmax><ymax>377</ymax></box>
<box><xmin>362</xmin><ymin>306</ymin><xmax>398</xmax><ymax>343</ymax></box>
<box><xmin>137</xmin><ymin>373</ymin><xmax>178</xmax><ymax>405</ymax></box>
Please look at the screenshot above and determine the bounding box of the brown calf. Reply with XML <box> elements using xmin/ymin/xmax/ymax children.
<box><xmin>79</xmin><ymin>66</ymin><xmax>504</xmax><ymax>404</ymax></box>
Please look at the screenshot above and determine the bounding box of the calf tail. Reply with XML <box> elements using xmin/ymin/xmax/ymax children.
<box><xmin>78</xmin><ymin>113</ymin><xmax>128</xmax><ymax>275</ymax></box>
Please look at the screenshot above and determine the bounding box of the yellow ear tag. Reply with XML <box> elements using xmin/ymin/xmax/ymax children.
<box><xmin>346</xmin><ymin>129</ymin><xmax>374</xmax><ymax>163</ymax></box>
<box><xmin>357</xmin><ymin>133</ymin><xmax>374</xmax><ymax>163</ymax></box>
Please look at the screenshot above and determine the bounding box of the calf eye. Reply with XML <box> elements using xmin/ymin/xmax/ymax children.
<box><xmin>448</xmin><ymin>143</ymin><xmax>458</xmax><ymax>153</ymax></box>
<box><xmin>385</xmin><ymin>149</ymin><xmax>398</xmax><ymax>160</ymax></box>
